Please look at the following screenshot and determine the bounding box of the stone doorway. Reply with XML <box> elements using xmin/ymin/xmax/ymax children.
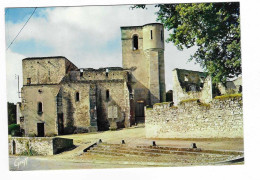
<box><xmin>37</xmin><ymin>123</ymin><xmax>45</xmax><ymax>137</ymax></box>
<box><xmin>135</xmin><ymin>100</ymin><xmax>145</xmax><ymax>123</ymax></box>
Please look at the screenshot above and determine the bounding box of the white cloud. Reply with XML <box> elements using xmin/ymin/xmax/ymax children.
<box><xmin>6</xmin><ymin>50</ymin><xmax>25</xmax><ymax>103</ymax></box>
<box><xmin>5</xmin><ymin>5</ymin><xmax>203</xmax><ymax>101</ymax></box>
<box><xmin>6</xmin><ymin>6</ymin><xmax>158</xmax><ymax>51</ymax></box>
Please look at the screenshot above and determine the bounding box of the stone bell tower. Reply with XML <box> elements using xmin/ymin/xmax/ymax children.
<box><xmin>121</xmin><ymin>23</ymin><xmax>166</xmax><ymax>122</ymax></box>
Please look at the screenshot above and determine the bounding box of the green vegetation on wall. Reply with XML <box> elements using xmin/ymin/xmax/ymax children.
<box><xmin>8</xmin><ymin>124</ymin><xmax>20</xmax><ymax>136</ymax></box>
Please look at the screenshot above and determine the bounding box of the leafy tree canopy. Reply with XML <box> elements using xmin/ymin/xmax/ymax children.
<box><xmin>132</xmin><ymin>2</ymin><xmax>241</xmax><ymax>84</ymax></box>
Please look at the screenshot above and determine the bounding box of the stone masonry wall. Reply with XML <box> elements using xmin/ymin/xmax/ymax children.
<box><xmin>145</xmin><ymin>96</ymin><xmax>243</xmax><ymax>138</ymax></box>
<box><xmin>9</xmin><ymin>137</ymin><xmax>53</xmax><ymax>155</ymax></box>
<box><xmin>53</xmin><ymin>137</ymin><xmax>74</xmax><ymax>154</ymax></box>
<box><xmin>9</xmin><ymin>137</ymin><xmax>73</xmax><ymax>155</ymax></box>
<box><xmin>61</xmin><ymin>83</ymin><xmax>92</xmax><ymax>134</ymax></box>
<box><xmin>22</xmin><ymin>57</ymin><xmax>77</xmax><ymax>86</ymax></box>
<box><xmin>97</xmin><ymin>81</ymin><xmax>131</xmax><ymax>129</ymax></box>
<box><xmin>21</xmin><ymin>85</ymin><xmax>61</xmax><ymax>136</ymax></box>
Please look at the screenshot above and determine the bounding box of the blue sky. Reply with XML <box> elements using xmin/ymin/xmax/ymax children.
<box><xmin>5</xmin><ymin>7</ymin><xmax>48</xmax><ymax>23</ymax></box>
<box><xmin>5</xmin><ymin>5</ymin><xmax>201</xmax><ymax>103</ymax></box>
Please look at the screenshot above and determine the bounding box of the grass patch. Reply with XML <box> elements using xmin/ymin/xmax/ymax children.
<box><xmin>170</xmin><ymin>106</ymin><xmax>178</xmax><ymax>109</ymax></box>
<box><xmin>180</xmin><ymin>98</ymin><xmax>199</xmax><ymax>104</ymax></box>
<box><xmin>214</xmin><ymin>93</ymin><xmax>242</xmax><ymax>100</ymax></box>
<box><xmin>146</xmin><ymin>108</ymin><xmax>153</xmax><ymax>110</ymax></box>
<box><xmin>154</xmin><ymin>103</ymin><xmax>162</xmax><ymax>106</ymax></box>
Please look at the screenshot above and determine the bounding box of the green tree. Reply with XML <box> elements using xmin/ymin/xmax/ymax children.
<box><xmin>8</xmin><ymin>102</ymin><xmax>16</xmax><ymax>125</ymax></box>
<box><xmin>132</xmin><ymin>2</ymin><xmax>241</xmax><ymax>84</ymax></box>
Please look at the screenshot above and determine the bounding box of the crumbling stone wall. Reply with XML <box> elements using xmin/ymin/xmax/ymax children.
<box><xmin>218</xmin><ymin>76</ymin><xmax>242</xmax><ymax>95</ymax></box>
<box><xmin>61</xmin><ymin>68</ymin><xmax>131</xmax><ymax>131</ymax></box>
<box><xmin>172</xmin><ymin>68</ymin><xmax>212</xmax><ymax>105</ymax></box>
<box><xmin>9</xmin><ymin>137</ymin><xmax>73</xmax><ymax>155</ymax></box>
<box><xmin>97</xmin><ymin>81</ymin><xmax>130</xmax><ymax>129</ymax></box>
<box><xmin>22</xmin><ymin>57</ymin><xmax>77</xmax><ymax>86</ymax></box>
<box><xmin>21</xmin><ymin>85</ymin><xmax>61</xmax><ymax>136</ymax></box>
<box><xmin>145</xmin><ymin>96</ymin><xmax>243</xmax><ymax>138</ymax></box>
<box><xmin>61</xmin><ymin>83</ymin><xmax>92</xmax><ymax>134</ymax></box>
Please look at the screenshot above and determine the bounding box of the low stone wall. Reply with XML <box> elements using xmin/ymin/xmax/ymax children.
<box><xmin>53</xmin><ymin>137</ymin><xmax>74</xmax><ymax>154</ymax></box>
<box><xmin>145</xmin><ymin>96</ymin><xmax>243</xmax><ymax>138</ymax></box>
<box><xmin>9</xmin><ymin>137</ymin><xmax>73</xmax><ymax>155</ymax></box>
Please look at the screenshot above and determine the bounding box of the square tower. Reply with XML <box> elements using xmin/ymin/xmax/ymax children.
<box><xmin>121</xmin><ymin>23</ymin><xmax>166</xmax><ymax>122</ymax></box>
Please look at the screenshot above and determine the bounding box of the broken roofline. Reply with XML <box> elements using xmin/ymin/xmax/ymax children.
<box><xmin>22</xmin><ymin>57</ymin><xmax>131</xmax><ymax>72</ymax></box>
<box><xmin>22</xmin><ymin>56</ymin><xmax>68</xmax><ymax>61</ymax></box>
<box><xmin>78</xmin><ymin>67</ymin><xmax>126</xmax><ymax>72</ymax></box>
<box><xmin>172</xmin><ymin>68</ymin><xmax>207</xmax><ymax>74</ymax></box>
<box><xmin>22</xmin><ymin>56</ymin><xmax>78</xmax><ymax>69</ymax></box>
<box><xmin>173</xmin><ymin>68</ymin><xmax>242</xmax><ymax>82</ymax></box>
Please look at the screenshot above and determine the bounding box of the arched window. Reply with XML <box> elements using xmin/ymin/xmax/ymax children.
<box><xmin>80</xmin><ymin>69</ymin><xmax>83</xmax><ymax>77</ymax></box>
<box><xmin>133</xmin><ymin>35</ymin><xmax>138</xmax><ymax>50</ymax></box>
<box><xmin>38</xmin><ymin>102</ymin><xmax>43</xmax><ymax>114</ymax></box>
<box><xmin>76</xmin><ymin>92</ymin><xmax>80</xmax><ymax>101</ymax></box>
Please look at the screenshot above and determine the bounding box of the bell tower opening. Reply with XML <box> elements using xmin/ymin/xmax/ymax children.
<box><xmin>133</xmin><ymin>35</ymin><xmax>138</xmax><ymax>50</ymax></box>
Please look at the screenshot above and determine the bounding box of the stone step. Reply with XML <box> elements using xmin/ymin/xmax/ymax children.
<box><xmin>136</xmin><ymin>145</ymin><xmax>243</xmax><ymax>155</ymax></box>
<box><xmin>91</xmin><ymin>144</ymin><xmax>238</xmax><ymax>157</ymax></box>
<box><xmin>88</xmin><ymin>149</ymin><xmax>162</xmax><ymax>157</ymax></box>
<box><xmin>85</xmin><ymin>151</ymin><xmax>239</xmax><ymax>164</ymax></box>
<box><xmin>88</xmin><ymin>147</ymin><xmax>234</xmax><ymax>159</ymax></box>
<box><xmin>82</xmin><ymin>154</ymin><xmax>186</xmax><ymax>166</ymax></box>
<box><xmin>91</xmin><ymin>146</ymin><xmax>209</xmax><ymax>156</ymax></box>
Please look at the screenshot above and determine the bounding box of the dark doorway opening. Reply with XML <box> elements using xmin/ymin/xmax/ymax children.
<box><xmin>58</xmin><ymin>113</ymin><xmax>64</xmax><ymax>135</ymax></box>
<box><xmin>37</xmin><ymin>123</ymin><xmax>44</xmax><ymax>137</ymax></box>
<box><xmin>135</xmin><ymin>100</ymin><xmax>145</xmax><ymax>123</ymax></box>
<box><xmin>12</xmin><ymin>140</ymin><xmax>16</xmax><ymax>155</ymax></box>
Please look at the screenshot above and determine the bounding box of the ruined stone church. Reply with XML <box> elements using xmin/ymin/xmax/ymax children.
<box><xmin>19</xmin><ymin>23</ymin><xmax>166</xmax><ymax>137</ymax></box>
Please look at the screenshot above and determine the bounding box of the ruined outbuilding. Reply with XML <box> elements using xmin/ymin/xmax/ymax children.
<box><xmin>172</xmin><ymin>68</ymin><xmax>212</xmax><ymax>105</ymax></box>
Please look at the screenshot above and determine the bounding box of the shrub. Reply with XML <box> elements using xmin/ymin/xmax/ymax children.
<box><xmin>8</xmin><ymin>124</ymin><xmax>20</xmax><ymax>136</ymax></box>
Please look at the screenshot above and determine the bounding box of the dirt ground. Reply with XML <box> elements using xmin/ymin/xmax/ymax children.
<box><xmin>51</xmin><ymin>126</ymin><xmax>244</xmax><ymax>162</ymax></box>
<box><xmin>57</xmin><ymin>126</ymin><xmax>244</xmax><ymax>151</ymax></box>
